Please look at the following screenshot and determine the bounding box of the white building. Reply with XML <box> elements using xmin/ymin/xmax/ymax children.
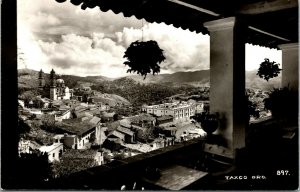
<box><xmin>55</xmin><ymin>116</ymin><xmax>102</xmax><ymax>149</ymax></box>
<box><xmin>39</xmin><ymin>143</ymin><xmax>64</xmax><ymax>162</ymax></box>
<box><xmin>54</xmin><ymin>109</ymin><xmax>71</xmax><ymax>122</ymax></box>
<box><xmin>142</xmin><ymin>101</ymin><xmax>196</xmax><ymax>121</ymax></box>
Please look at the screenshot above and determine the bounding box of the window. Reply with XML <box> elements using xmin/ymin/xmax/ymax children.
<box><xmin>53</xmin><ymin>153</ymin><xmax>55</xmax><ymax>157</ymax></box>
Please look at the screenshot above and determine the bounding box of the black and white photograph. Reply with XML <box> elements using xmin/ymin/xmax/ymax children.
<box><xmin>1</xmin><ymin>0</ymin><xmax>299</xmax><ymax>190</ymax></box>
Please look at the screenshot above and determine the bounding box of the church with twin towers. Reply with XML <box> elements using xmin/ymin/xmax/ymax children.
<box><xmin>38</xmin><ymin>69</ymin><xmax>73</xmax><ymax>101</ymax></box>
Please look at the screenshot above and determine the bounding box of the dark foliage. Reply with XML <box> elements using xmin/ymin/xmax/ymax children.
<box><xmin>123</xmin><ymin>40</ymin><xmax>166</xmax><ymax>79</ymax></box>
<box><xmin>152</xmin><ymin>126</ymin><xmax>165</xmax><ymax>137</ymax></box>
<box><xmin>91</xmin><ymin>78</ymin><xmax>199</xmax><ymax>108</ymax></box>
<box><xmin>257</xmin><ymin>58</ymin><xmax>281</xmax><ymax>81</ymax></box>
<box><xmin>18</xmin><ymin>90</ymin><xmax>41</xmax><ymax>107</ymax></box>
<box><xmin>191</xmin><ymin>112</ymin><xmax>219</xmax><ymax>135</ymax></box>
<box><xmin>41</xmin><ymin>114</ymin><xmax>58</xmax><ymax>133</ymax></box>
<box><xmin>15</xmin><ymin>152</ymin><xmax>52</xmax><ymax>188</ymax></box>
<box><xmin>102</xmin><ymin>140</ymin><xmax>123</xmax><ymax>151</ymax></box>
<box><xmin>264</xmin><ymin>87</ymin><xmax>298</xmax><ymax>121</ymax></box>
<box><xmin>51</xmin><ymin>150</ymin><xmax>98</xmax><ymax>178</ymax></box>
<box><xmin>17</xmin><ymin>117</ymin><xmax>31</xmax><ymax>136</ymax></box>
<box><xmin>113</xmin><ymin>152</ymin><xmax>126</xmax><ymax>160</ymax></box>
<box><xmin>136</xmin><ymin>127</ymin><xmax>155</xmax><ymax>143</ymax></box>
<box><xmin>18</xmin><ymin>86</ymin><xmax>34</xmax><ymax>95</ymax></box>
<box><xmin>61</xmin><ymin>75</ymin><xmax>95</xmax><ymax>88</ymax></box>
<box><xmin>246</xmin><ymin>95</ymin><xmax>260</xmax><ymax>119</ymax></box>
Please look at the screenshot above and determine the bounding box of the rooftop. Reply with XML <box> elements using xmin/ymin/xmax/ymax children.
<box><xmin>89</xmin><ymin>116</ymin><xmax>101</xmax><ymax>125</ymax></box>
<box><xmin>57</xmin><ymin>117</ymin><xmax>99</xmax><ymax>135</ymax></box>
<box><xmin>108</xmin><ymin>130</ymin><xmax>125</xmax><ymax>140</ymax></box>
<box><xmin>157</xmin><ymin>115</ymin><xmax>174</xmax><ymax>121</ymax></box>
<box><xmin>117</xmin><ymin>126</ymin><xmax>135</xmax><ymax>136</ymax></box>
<box><xmin>62</xmin><ymin>149</ymin><xmax>99</xmax><ymax>159</ymax></box>
<box><xmin>146</xmin><ymin>102</ymin><xmax>194</xmax><ymax>110</ymax></box>
<box><xmin>106</xmin><ymin>121</ymin><xmax>121</xmax><ymax>131</ymax></box>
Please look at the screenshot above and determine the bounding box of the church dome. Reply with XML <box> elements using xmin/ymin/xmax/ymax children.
<box><xmin>56</xmin><ymin>79</ymin><xmax>65</xmax><ymax>85</ymax></box>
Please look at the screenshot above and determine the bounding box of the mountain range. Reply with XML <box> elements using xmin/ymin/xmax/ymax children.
<box><xmin>18</xmin><ymin>68</ymin><xmax>281</xmax><ymax>90</ymax></box>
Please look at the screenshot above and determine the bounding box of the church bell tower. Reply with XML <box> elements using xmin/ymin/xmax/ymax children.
<box><xmin>38</xmin><ymin>69</ymin><xmax>45</xmax><ymax>90</ymax></box>
<box><xmin>50</xmin><ymin>69</ymin><xmax>57</xmax><ymax>100</ymax></box>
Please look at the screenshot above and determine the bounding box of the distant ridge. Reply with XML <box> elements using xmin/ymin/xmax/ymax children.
<box><xmin>126</xmin><ymin>70</ymin><xmax>210</xmax><ymax>84</ymax></box>
<box><xmin>18</xmin><ymin>68</ymin><xmax>281</xmax><ymax>90</ymax></box>
<box><xmin>125</xmin><ymin>69</ymin><xmax>280</xmax><ymax>90</ymax></box>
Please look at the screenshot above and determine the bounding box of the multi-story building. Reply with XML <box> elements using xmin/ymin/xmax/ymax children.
<box><xmin>142</xmin><ymin>101</ymin><xmax>196</xmax><ymax>121</ymax></box>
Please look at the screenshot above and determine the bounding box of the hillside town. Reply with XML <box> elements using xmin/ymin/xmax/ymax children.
<box><xmin>18</xmin><ymin>69</ymin><xmax>211</xmax><ymax>178</ymax></box>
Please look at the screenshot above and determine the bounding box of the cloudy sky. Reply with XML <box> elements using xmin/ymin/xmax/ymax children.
<box><xmin>18</xmin><ymin>0</ymin><xmax>282</xmax><ymax>78</ymax></box>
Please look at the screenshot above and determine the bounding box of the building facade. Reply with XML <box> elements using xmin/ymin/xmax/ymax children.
<box><xmin>54</xmin><ymin>116</ymin><xmax>102</xmax><ymax>149</ymax></box>
<box><xmin>39</xmin><ymin>143</ymin><xmax>64</xmax><ymax>162</ymax></box>
<box><xmin>54</xmin><ymin>109</ymin><xmax>71</xmax><ymax>122</ymax></box>
<box><xmin>142</xmin><ymin>101</ymin><xmax>196</xmax><ymax>121</ymax></box>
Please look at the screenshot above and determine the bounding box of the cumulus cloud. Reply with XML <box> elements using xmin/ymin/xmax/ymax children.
<box><xmin>18</xmin><ymin>0</ymin><xmax>141</xmax><ymax>42</ymax></box>
<box><xmin>117</xmin><ymin>23</ymin><xmax>210</xmax><ymax>73</ymax></box>
<box><xmin>35</xmin><ymin>23</ymin><xmax>210</xmax><ymax>77</ymax></box>
<box><xmin>18</xmin><ymin>0</ymin><xmax>211</xmax><ymax>77</ymax></box>
<box><xmin>246</xmin><ymin>44</ymin><xmax>282</xmax><ymax>71</ymax></box>
<box><xmin>38</xmin><ymin>33</ymin><xmax>127</xmax><ymax>77</ymax></box>
<box><xmin>17</xmin><ymin>23</ymin><xmax>49</xmax><ymax>70</ymax></box>
<box><xmin>18</xmin><ymin>0</ymin><xmax>281</xmax><ymax>78</ymax></box>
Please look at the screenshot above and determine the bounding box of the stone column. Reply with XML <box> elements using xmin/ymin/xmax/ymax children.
<box><xmin>204</xmin><ymin>17</ymin><xmax>247</xmax><ymax>158</ymax></box>
<box><xmin>278</xmin><ymin>43</ymin><xmax>298</xmax><ymax>91</ymax></box>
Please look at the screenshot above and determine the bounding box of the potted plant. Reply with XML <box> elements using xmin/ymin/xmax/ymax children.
<box><xmin>123</xmin><ymin>40</ymin><xmax>166</xmax><ymax>79</ymax></box>
<box><xmin>191</xmin><ymin>112</ymin><xmax>219</xmax><ymax>135</ymax></box>
<box><xmin>264</xmin><ymin>86</ymin><xmax>298</xmax><ymax>123</ymax></box>
<box><xmin>256</xmin><ymin>58</ymin><xmax>281</xmax><ymax>81</ymax></box>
